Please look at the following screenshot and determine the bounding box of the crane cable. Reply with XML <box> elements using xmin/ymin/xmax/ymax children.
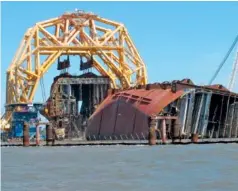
<box><xmin>209</xmin><ymin>35</ymin><xmax>238</xmax><ymax>85</ymax></box>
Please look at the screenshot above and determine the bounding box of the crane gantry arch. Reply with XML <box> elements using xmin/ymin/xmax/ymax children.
<box><xmin>6</xmin><ymin>11</ymin><xmax>147</xmax><ymax>111</ymax></box>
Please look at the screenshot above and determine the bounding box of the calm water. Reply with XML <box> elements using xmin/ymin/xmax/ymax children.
<box><xmin>1</xmin><ymin>144</ymin><xmax>238</xmax><ymax>191</ymax></box>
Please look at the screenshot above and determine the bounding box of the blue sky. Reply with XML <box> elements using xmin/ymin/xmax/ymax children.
<box><xmin>1</xmin><ymin>1</ymin><xmax>238</xmax><ymax>112</ymax></box>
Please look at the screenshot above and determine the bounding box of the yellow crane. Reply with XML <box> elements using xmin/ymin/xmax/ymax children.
<box><xmin>1</xmin><ymin>11</ymin><xmax>148</xmax><ymax>127</ymax></box>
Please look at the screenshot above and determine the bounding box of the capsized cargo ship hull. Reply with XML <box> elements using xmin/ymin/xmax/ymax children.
<box><xmin>86</xmin><ymin>79</ymin><xmax>238</xmax><ymax>142</ymax></box>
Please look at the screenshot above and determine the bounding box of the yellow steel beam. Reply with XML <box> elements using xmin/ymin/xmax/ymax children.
<box><xmin>100</xmin><ymin>25</ymin><xmax>122</xmax><ymax>46</ymax></box>
<box><xmin>38</xmin><ymin>25</ymin><xmax>63</xmax><ymax>46</ymax></box>
<box><xmin>38</xmin><ymin>46</ymin><xmax>123</xmax><ymax>51</ymax></box>
<box><xmin>2</xmin><ymin>11</ymin><xmax>147</xmax><ymax>125</ymax></box>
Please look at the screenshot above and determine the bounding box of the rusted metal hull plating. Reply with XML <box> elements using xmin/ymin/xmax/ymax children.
<box><xmin>41</xmin><ymin>73</ymin><xmax>110</xmax><ymax>140</ymax></box>
<box><xmin>86</xmin><ymin>79</ymin><xmax>238</xmax><ymax>141</ymax></box>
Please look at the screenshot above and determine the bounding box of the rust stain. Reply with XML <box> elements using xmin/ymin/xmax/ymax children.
<box><xmin>91</xmin><ymin>88</ymin><xmax>184</xmax><ymax>118</ymax></box>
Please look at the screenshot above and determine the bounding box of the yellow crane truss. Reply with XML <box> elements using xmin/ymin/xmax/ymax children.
<box><xmin>3</xmin><ymin>11</ymin><xmax>147</xmax><ymax>123</ymax></box>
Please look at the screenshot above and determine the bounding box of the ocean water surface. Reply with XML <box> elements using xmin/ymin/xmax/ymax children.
<box><xmin>2</xmin><ymin>144</ymin><xmax>238</xmax><ymax>191</ymax></box>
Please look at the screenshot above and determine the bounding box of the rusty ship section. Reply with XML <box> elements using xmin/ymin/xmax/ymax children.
<box><xmin>86</xmin><ymin>79</ymin><xmax>238</xmax><ymax>142</ymax></box>
<box><xmin>41</xmin><ymin>55</ymin><xmax>110</xmax><ymax>140</ymax></box>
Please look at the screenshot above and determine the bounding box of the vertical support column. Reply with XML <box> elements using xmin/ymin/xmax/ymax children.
<box><xmin>67</xmin><ymin>84</ymin><xmax>71</xmax><ymax>115</ymax></box>
<box><xmin>181</xmin><ymin>95</ymin><xmax>188</xmax><ymax>135</ymax></box>
<box><xmin>46</xmin><ymin>124</ymin><xmax>53</xmax><ymax>146</ymax></box>
<box><xmin>217</xmin><ymin>95</ymin><xmax>225</xmax><ymax>138</ymax></box>
<box><xmin>100</xmin><ymin>84</ymin><xmax>104</xmax><ymax>102</ymax></box>
<box><xmin>161</xmin><ymin>119</ymin><xmax>167</xmax><ymax>144</ymax></box>
<box><xmin>149</xmin><ymin>127</ymin><xmax>156</xmax><ymax>145</ymax></box>
<box><xmin>229</xmin><ymin>97</ymin><xmax>237</xmax><ymax>138</ymax></box>
<box><xmin>79</xmin><ymin>84</ymin><xmax>82</xmax><ymax>101</ymax></box>
<box><xmin>191</xmin><ymin>133</ymin><xmax>199</xmax><ymax>143</ymax></box>
<box><xmin>148</xmin><ymin>116</ymin><xmax>157</xmax><ymax>145</ymax></box>
<box><xmin>171</xmin><ymin>119</ymin><xmax>179</xmax><ymax>142</ymax></box>
<box><xmin>193</xmin><ymin>94</ymin><xmax>204</xmax><ymax>135</ymax></box>
<box><xmin>186</xmin><ymin>90</ymin><xmax>196</xmax><ymax>139</ymax></box>
<box><xmin>191</xmin><ymin>93</ymin><xmax>204</xmax><ymax>142</ymax></box>
<box><xmin>23</xmin><ymin>122</ymin><xmax>29</xmax><ymax>147</ymax></box>
<box><xmin>52</xmin><ymin>128</ymin><xmax>56</xmax><ymax>146</ymax></box>
<box><xmin>96</xmin><ymin>84</ymin><xmax>100</xmax><ymax>104</ymax></box>
<box><xmin>201</xmin><ymin>93</ymin><xmax>212</xmax><ymax>138</ymax></box>
<box><xmin>229</xmin><ymin>104</ymin><xmax>235</xmax><ymax>138</ymax></box>
<box><xmin>223</xmin><ymin>95</ymin><xmax>231</xmax><ymax>137</ymax></box>
<box><xmin>68</xmin><ymin>84</ymin><xmax>71</xmax><ymax>96</ymax></box>
<box><xmin>235</xmin><ymin>101</ymin><xmax>238</xmax><ymax>138</ymax></box>
<box><xmin>103</xmin><ymin>84</ymin><xmax>108</xmax><ymax>98</ymax></box>
<box><xmin>89</xmin><ymin>84</ymin><xmax>92</xmax><ymax>115</ymax></box>
<box><xmin>93</xmin><ymin>83</ymin><xmax>96</xmax><ymax>106</ymax></box>
<box><xmin>36</xmin><ymin>125</ymin><xmax>40</xmax><ymax>146</ymax></box>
